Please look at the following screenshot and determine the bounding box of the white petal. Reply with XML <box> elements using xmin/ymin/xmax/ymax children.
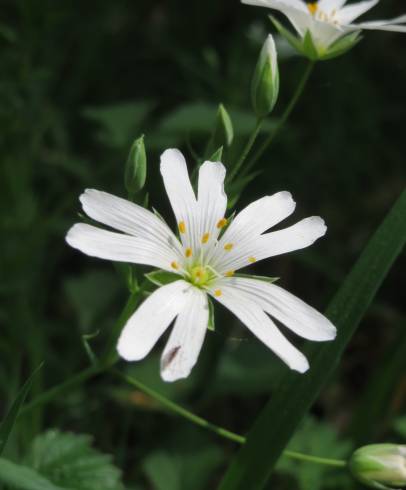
<box><xmin>215</xmin><ymin>216</ymin><xmax>327</xmax><ymax>273</ymax></box>
<box><xmin>117</xmin><ymin>280</ymin><xmax>192</xmax><ymax>361</ymax></box>
<box><xmin>336</xmin><ymin>0</ymin><xmax>379</xmax><ymax>24</ymax></box>
<box><xmin>197</xmin><ymin>161</ymin><xmax>227</xmax><ymax>247</ymax></box>
<box><xmin>351</xmin><ymin>15</ymin><xmax>406</xmax><ymax>32</ymax></box>
<box><xmin>79</xmin><ymin>189</ymin><xmax>182</xmax><ymax>255</ymax></box>
<box><xmin>160</xmin><ymin>149</ymin><xmax>198</xmax><ymax>251</ymax></box>
<box><xmin>222</xmin><ymin>277</ymin><xmax>336</xmax><ymax>341</ymax></box>
<box><xmin>310</xmin><ymin>18</ymin><xmax>347</xmax><ymax>48</ymax></box>
<box><xmin>318</xmin><ymin>0</ymin><xmax>347</xmax><ymax>12</ymax></box>
<box><xmin>210</xmin><ymin>191</ymin><xmax>295</xmax><ymax>266</ymax></box>
<box><xmin>210</xmin><ymin>281</ymin><xmax>309</xmax><ymax>373</ymax></box>
<box><xmin>160</xmin><ymin>288</ymin><xmax>209</xmax><ymax>382</ymax></box>
<box><xmin>241</xmin><ymin>0</ymin><xmax>312</xmax><ymax>36</ymax></box>
<box><xmin>66</xmin><ymin>223</ymin><xmax>180</xmax><ymax>271</ymax></box>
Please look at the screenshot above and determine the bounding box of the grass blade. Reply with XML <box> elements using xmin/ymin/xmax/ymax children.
<box><xmin>0</xmin><ymin>363</ymin><xmax>43</xmax><ymax>456</ymax></box>
<box><xmin>218</xmin><ymin>189</ymin><xmax>406</xmax><ymax>490</ymax></box>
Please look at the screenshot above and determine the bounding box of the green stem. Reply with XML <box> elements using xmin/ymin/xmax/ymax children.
<box><xmin>228</xmin><ymin>118</ymin><xmax>264</xmax><ymax>182</ymax></box>
<box><xmin>114</xmin><ymin>369</ymin><xmax>346</xmax><ymax>468</ymax></box>
<box><xmin>245</xmin><ymin>60</ymin><xmax>315</xmax><ymax>174</ymax></box>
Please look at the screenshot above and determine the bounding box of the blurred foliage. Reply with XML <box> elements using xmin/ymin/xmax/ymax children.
<box><xmin>0</xmin><ymin>0</ymin><xmax>405</xmax><ymax>489</ymax></box>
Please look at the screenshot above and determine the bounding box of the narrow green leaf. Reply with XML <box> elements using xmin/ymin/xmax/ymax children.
<box><xmin>0</xmin><ymin>457</ymin><xmax>65</xmax><ymax>490</ymax></box>
<box><xmin>218</xmin><ymin>189</ymin><xmax>406</xmax><ymax>490</ymax></box>
<box><xmin>209</xmin><ymin>146</ymin><xmax>224</xmax><ymax>162</ymax></box>
<box><xmin>145</xmin><ymin>270</ymin><xmax>181</xmax><ymax>287</ymax></box>
<box><xmin>0</xmin><ymin>363</ymin><xmax>43</xmax><ymax>456</ymax></box>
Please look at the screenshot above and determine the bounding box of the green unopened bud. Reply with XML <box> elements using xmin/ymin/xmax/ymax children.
<box><xmin>212</xmin><ymin>104</ymin><xmax>234</xmax><ymax>149</ymax></box>
<box><xmin>251</xmin><ymin>35</ymin><xmax>279</xmax><ymax>118</ymax></box>
<box><xmin>349</xmin><ymin>444</ymin><xmax>406</xmax><ymax>490</ymax></box>
<box><xmin>125</xmin><ymin>135</ymin><xmax>146</xmax><ymax>197</ymax></box>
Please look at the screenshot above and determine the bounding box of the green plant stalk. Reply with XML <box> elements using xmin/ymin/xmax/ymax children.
<box><xmin>228</xmin><ymin>118</ymin><xmax>263</xmax><ymax>182</ymax></box>
<box><xmin>245</xmin><ymin>61</ymin><xmax>315</xmax><ymax>174</ymax></box>
<box><xmin>113</xmin><ymin>369</ymin><xmax>346</xmax><ymax>468</ymax></box>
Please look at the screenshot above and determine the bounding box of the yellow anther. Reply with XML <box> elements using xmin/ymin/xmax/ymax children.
<box><xmin>217</xmin><ymin>218</ymin><xmax>228</xmax><ymax>229</ymax></box>
<box><xmin>214</xmin><ymin>289</ymin><xmax>222</xmax><ymax>297</ymax></box>
<box><xmin>307</xmin><ymin>2</ymin><xmax>318</xmax><ymax>15</ymax></box>
<box><xmin>225</xmin><ymin>270</ymin><xmax>235</xmax><ymax>277</ymax></box>
<box><xmin>171</xmin><ymin>261</ymin><xmax>179</xmax><ymax>270</ymax></box>
<box><xmin>185</xmin><ymin>247</ymin><xmax>192</xmax><ymax>258</ymax></box>
<box><xmin>178</xmin><ymin>221</ymin><xmax>186</xmax><ymax>234</ymax></box>
<box><xmin>224</xmin><ymin>243</ymin><xmax>234</xmax><ymax>251</ymax></box>
<box><xmin>248</xmin><ymin>256</ymin><xmax>257</xmax><ymax>263</ymax></box>
<box><xmin>202</xmin><ymin>232</ymin><xmax>210</xmax><ymax>244</ymax></box>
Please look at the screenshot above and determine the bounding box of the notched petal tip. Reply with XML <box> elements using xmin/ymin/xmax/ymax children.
<box><xmin>307</xmin><ymin>216</ymin><xmax>327</xmax><ymax>239</ymax></box>
<box><xmin>160</xmin><ymin>148</ymin><xmax>185</xmax><ymax>169</ymax></box>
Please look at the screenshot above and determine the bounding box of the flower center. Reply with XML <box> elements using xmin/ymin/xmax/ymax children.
<box><xmin>188</xmin><ymin>265</ymin><xmax>214</xmax><ymax>287</ymax></box>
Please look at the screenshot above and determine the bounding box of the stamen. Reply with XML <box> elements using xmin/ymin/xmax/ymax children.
<box><xmin>217</xmin><ymin>218</ymin><xmax>228</xmax><ymax>229</ymax></box>
<box><xmin>307</xmin><ymin>2</ymin><xmax>318</xmax><ymax>15</ymax></box>
<box><xmin>178</xmin><ymin>221</ymin><xmax>186</xmax><ymax>234</ymax></box>
<box><xmin>224</xmin><ymin>243</ymin><xmax>234</xmax><ymax>251</ymax></box>
<box><xmin>202</xmin><ymin>232</ymin><xmax>210</xmax><ymax>244</ymax></box>
<box><xmin>214</xmin><ymin>289</ymin><xmax>222</xmax><ymax>297</ymax></box>
<box><xmin>171</xmin><ymin>261</ymin><xmax>179</xmax><ymax>269</ymax></box>
<box><xmin>248</xmin><ymin>256</ymin><xmax>257</xmax><ymax>263</ymax></box>
<box><xmin>225</xmin><ymin>270</ymin><xmax>235</xmax><ymax>277</ymax></box>
<box><xmin>185</xmin><ymin>247</ymin><xmax>192</xmax><ymax>258</ymax></box>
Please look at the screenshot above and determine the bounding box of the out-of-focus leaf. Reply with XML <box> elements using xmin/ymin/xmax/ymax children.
<box><xmin>218</xmin><ymin>189</ymin><xmax>406</xmax><ymax>490</ymax></box>
<box><xmin>25</xmin><ymin>430</ymin><xmax>124</xmax><ymax>490</ymax></box>
<box><xmin>0</xmin><ymin>457</ymin><xmax>65</xmax><ymax>490</ymax></box>
<box><xmin>83</xmin><ymin>100</ymin><xmax>153</xmax><ymax>147</ymax></box>
<box><xmin>0</xmin><ymin>364</ymin><xmax>43</xmax><ymax>456</ymax></box>
<box><xmin>393</xmin><ymin>416</ymin><xmax>406</xmax><ymax>439</ymax></box>
<box><xmin>276</xmin><ymin>416</ymin><xmax>352</xmax><ymax>490</ymax></box>
<box><xmin>64</xmin><ymin>270</ymin><xmax>121</xmax><ymax>331</ymax></box>
<box><xmin>143</xmin><ymin>428</ymin><xmax>224</xmax><ymax>490</ymax></box>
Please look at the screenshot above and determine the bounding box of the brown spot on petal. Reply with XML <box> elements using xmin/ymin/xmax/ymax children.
<box><xmin>161</xmin><ymin>346</ymin><xmax>181</xmax><ymax>371</ymax></box>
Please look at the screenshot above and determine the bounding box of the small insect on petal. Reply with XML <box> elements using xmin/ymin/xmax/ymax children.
<box><xmin>214</xmin><ymin>289</ymin><xmax>222</xmax><ymax>297</ymax></box>
<box><xmin>178</xmin><ymin>221</ymin><xmax>186</xmax><ymax>234</ymax></box>
<box><xmin>217</xmin><ymin>218</ymin><xmax>228</xmax><ymax>229</ymax></box>
<box><xmin>224</xmin><ymin>243</ymin><xmax>234</xmax><ymax>251</ymax></box>
<box><xmin>185</xmin><ymin>248</ymin><xmax>192</xmax><ymax>258</ymax></box>
<box><xmin>202</xmin><ymin>232</ymin><xmax>210</xmax><ymax>244</ymax></box>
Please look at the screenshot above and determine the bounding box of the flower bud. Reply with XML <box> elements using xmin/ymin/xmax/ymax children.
<box><xmin>124</xmin><ymin>135</ymin><xmax>147</xmax><ymax>198</ymax></box>
<box><xmin>251</xmin><ymin>35</ymin><xmax>279</xmax><ymax>118</ymax></box>
<box><xmin>212</xmin><ymin>104</ymin><xmax>234</xmax><ymax>150</ymax></box>
<box><xmin>349</xmin><ymin>444</ymin><xmax>406</xmax><ymax>490</ymax></box>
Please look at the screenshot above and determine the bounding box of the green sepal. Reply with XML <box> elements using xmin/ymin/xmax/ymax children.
<box><xmin>319</xmin><ymin>31</ymin><xmax>362</xmax><ymax>60</ymax></box>
<box><xmin>207</xmin><ymin>297</ymin><xmax>215</xmax><ymax>331</ymax></box>
<box><xmin>209</xmin><ymin>146</ymin><xmax>223</xmax><ymax>162</ymax></box>
<box><xmin>302</xmin><ymin>31</ymin><xmax>319</xmax><ymax>61</ymax></box>
<box><xmin>145</xmin><ymin>270</ymin><xmax>181</xmax><ymax>287</ymax></box>
<box><xmin>234</xmin><ymin>274</ymin><xmax>279</xmax><ymax>284</ymax></box>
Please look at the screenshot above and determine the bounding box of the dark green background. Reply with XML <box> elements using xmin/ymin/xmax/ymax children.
<box><xmin>1</xmin><ymin>1</ymin><xmax>405</xmax><ymax>488</ymax></box>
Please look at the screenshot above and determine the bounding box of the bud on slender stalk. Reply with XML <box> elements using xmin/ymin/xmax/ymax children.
<box><xmin>349</xmin><ymin>444</ymin><xmax>406</xmax><ymax>490</ymax></box>
<box><xmin>251</xmin><ymin>34</ymin><xmax>279</xmax><ymax>118</ymax></box>
<box><xmin>125</xmin><ymin>135</ymin><xmax>147</xmax><ymax>198</ymax></box>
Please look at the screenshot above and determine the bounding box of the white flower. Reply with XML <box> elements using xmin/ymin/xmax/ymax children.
<box><xmin>242</xmin><ymin>0</ymin><xmax>406</xmax><ymax>54</ymax></box>
<box><xmin>66</xmin><ymin>149</ymin><xmax>336</xmax><ymax>382</ymax></box>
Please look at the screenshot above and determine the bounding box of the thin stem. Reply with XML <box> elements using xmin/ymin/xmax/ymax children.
<box><xmin>114</xmin><ymin>369</ymin><xmax>347</xmax><ymax>468</ymax></box>
<box><xmin>228</xmin><ymin>118</ymin><xmax>263</xmax><ymax>182</ymax></box>
<box><xmin>245</xmin><ymin>60</ymin><xmax>315</xmax><ymax>174</ymax></box>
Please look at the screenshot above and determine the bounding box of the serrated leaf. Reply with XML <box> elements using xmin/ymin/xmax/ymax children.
<box><xmin>0</xmin><ymin>457</ymin><xmax>65</xmax><ymax>490</ymax></box>
<box><xmin>25</xmin><ymin>430</ymin><xmax>124</xmax><ymax>490</ymax></box>
<box><xmin>218</xmin><ymin>189</ymin><xmax>406</xmax><ymax>490</ymax></box>
<box><xmin>0</xmin><ymin>363</ymin><xmax>43</xmax><ymax>456</ymax></box>
<box><xmin>145</xmin><ymin>270</ymin><xmax>181</xmax><ymax>287</ymax></box>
